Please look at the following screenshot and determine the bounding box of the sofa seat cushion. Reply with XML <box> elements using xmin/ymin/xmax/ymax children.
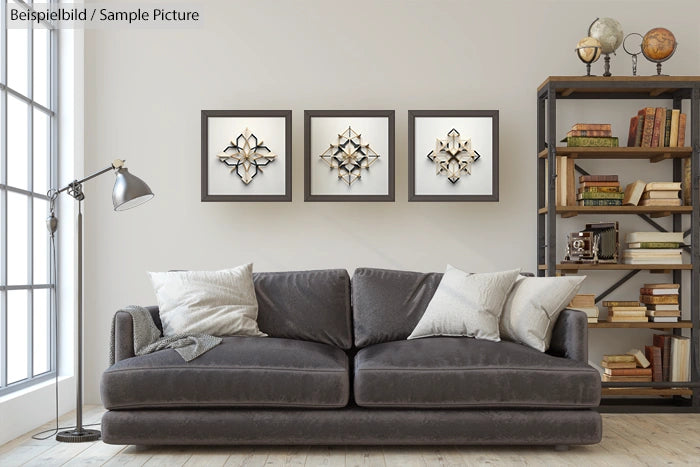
<box><xmin>101</xmin><ymin>337</ymin><xmax>349</xmax><ymax>409</ymax></box>
<box><xmin>354</xmin><ymin>337</ymin><xmax>600</xmax><ymax>409</ymax></box>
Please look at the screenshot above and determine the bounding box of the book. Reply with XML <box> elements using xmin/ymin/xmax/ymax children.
<box><xmin>646</xmin><ymin>304</ymin><xmax>680</xmax><ymax>311</ymax></box>
<box><xmin>601</xmin><ymin>360</ymin><xmax>637</xmax><ymax>369</ymax></box>
<box><xmin>603</xmin><ymin>368</ymin><xmax>652</xmax><ymax>376</ymax></box>
<box><xmin>556</xmin><ymin>156</ymin><xmax>566</xmax><ymax>206</ymax></box>
<box><xmin>623</xmin><ymin>249</ymin><xmax>682</xmax><ymax>256</ymax></box>
<box><xmin>639</xmin><ymin>198</ymin><xmax>682</xmax><ymax>206</ymax></box>
<box><xmin>644</xmin><ymin>345</ymin><xmax>663</xmax><ymax>382</ymax></box>
<box><xmin>670</xmin><ymin>335</ymin><xmax>690</xmax><ymax>382</ymax></box>
<box><xmin>565</xmin><ymin>136</ymin><xmax>619</xmax><ymax>147</ymax></box>
<box><xmin>587</xmin><ymin>317</ymin><xmax>598</xmax><ymax>323</ymax></box>
<box><xmin>646</xmin><ymin>310</ymin><xmax>681</xmax><ymax>317</ymax></box>
<box><xmin>569</xmin><ymin>306</ymin><xmax>600</xmax><ymax>319</ymax></box>
<box><xmin>653</xmin><ymin>334</ymin><xmax>672</xmax><ymax>381</ymax></box>
<box><xmin>624</xmin><ymin>257</ymin><xmax>683</xmax><ymax>265</ymax></box>
<box><xmin>578</xmin><ymin>200</ymin><xmax>622</xmax><ymax>206</ymax></box>
<box><xmin>626</xmin><ymin>232</ymin><xmax>684</xmax><ymax>243</ymax></box>
<box><xmin>602</xmin><ymin>374</ymin><xmax>653</xmax><ymax>382</ymax></box>
<box><xmin>576</xmin><ymin>192</ymin><xmax>624</xmax><ymax>200</ymax></box>
<box><xmin>641</xmin><ymin>190</ymin><xmax>680</xmax><ymax>199</ymax></box>
<box><xmin>640</xmin><ymin>295</ymin><xmax>679</xmax><ymax>304</ymax></box>
<box><xmin>640</xmin><ymin>107</ymin><xmax>655</xmax><ymax>147</ymax></box>
<box><xmin>602</xmin><ymin>354</ymin><xmax>635</xmax><ymax>363</ymax></box>
<box><xmin>627</xmin><ymin>348</ymin><xmax>651</xmax><ymax>368</ymax></box>
<box><xmin>645</xmin><ymin>182</ymin><xmax>682</xmax><ymax>191</ymax></box>
<box><xmin>602</xmin><ymin>301</ymin><xmax>640</xmax><ymax>307</ymax></box>
<box><xmin>678</xmin><ymin>113</ymin><xmax>686</xmax><ymax>146</ymax></box>
<box><xmin>663</xmin><ymin>108</ymin><xmax>672</xmax><ymax>147</ymax></box>
<box><xmin>579</xmin><ymin>175</ymin><xmax>618</xmax><ymax>183</ymax></box>
<box><xmin>627</xmin><ymin>115</ymin><xmax>639</xmax><ymax>147</ymax></box>
<box><xmin>669</xmin><ymin>109</ymin><xmax>680</xmax><ymax>147</ymax></box>
<box><xmin>568</xmin><ymin>294</ymin><xmax>596</xmax><ymax>307</ymax></box>
<box><xmin>579</xmin><ymin>186</ymin><xmax>622</xmax><ymax>193</ymax></box>
<box><xmin>606</xmin><ymin>306</ymin><xmax>647</xmax><ymax>312</ymax></box>
<box><xmin>572</xmin><ymin>123</ymin><xmax>611</xmax><ymax>131</ymax></box>
<box><xmin>634</xmin><ymin>112</ymin><xmax>645</xmax><ymax>147</ymax></box>
<box><xmin>566</xmin><ymin>129</ymin><xmax>613</xmax><ymax>137</ymax></box>
<box><xmin>639</xmin><ymin>287</ymin><xmax>679</xmax><ymax>295</ymax></box>
<box><xmin>566</xmin><ymin>158</ymin><xmax>575</xmax><ymax>206</ymax></box>
<box><xmin>683</xmin><ymin>159</ymin><xmax>690</xmax><ymax>206</ymax></box>
<box><xmin>627</xmin><ymin>242</ymin><xmax>681</xmax><ymax>249</ymax></box>
<box><xmin>607</xmin><ymin>316</ymin><xmax>648</xmax><ymax>322</ymax></box>
<box><xmin>651</xmin><ymin>107</ymin><xmax>664</xmax><ymax>147</ymax></box>
<box><xmin>649</xmin><ymin>316</ymin><xmax>679</xmax><ymax>323</ymax></box>
<box><xmin>622</xmin><ymin>180</ymin><xmax>645</xmax><ymax>206</ymax></box>
<box><xmin>579</xmin><ymin>181</ymin><xmax>621</xmax><ymax>188</ymax></box>
<box><xmin>643</xmin><ymin>283</ymin><xmax>680</xmax><ymax>289</ymax></box>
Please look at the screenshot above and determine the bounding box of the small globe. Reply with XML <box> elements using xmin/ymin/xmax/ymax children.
<box><xmin>642</xmin><ymin>28</ymin><xmax>676</xmax><ymax>61</ymax></box>
<box><xmin>588</xmin><ymin>17</ymin><xmax>624</xmax><ymax>54</ymax></box>
<box><xmin>576</xmin><ymin>37</ymin><xmax>602</xmax><ymax>63</ymax></box>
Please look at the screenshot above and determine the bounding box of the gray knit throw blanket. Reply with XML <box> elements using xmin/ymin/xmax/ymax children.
<box><xmin>109</xmin><ymin>305</ymin><xmax>222</xmax><ymax>364</ymax></box>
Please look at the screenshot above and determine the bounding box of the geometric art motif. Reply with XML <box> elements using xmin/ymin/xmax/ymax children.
<box><xmin>217</xmin><ymin>127</ymin><xmax>277</xmax><ymax>185</ymax></box>
<box><xmin>426</xmin><ymin>128</ymin><xmax>481</xmax><ymax>184</ymax></box>
<box><xmin>319</xmin><ymin>126</ymin><xmax>380</xmax><ymax>186</ymax></box>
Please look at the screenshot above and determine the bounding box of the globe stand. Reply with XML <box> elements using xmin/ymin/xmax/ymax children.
<box><xmin>602</xmin><ymin>54</ymin><xmax>612</xmax><ymax>77</ymax></box>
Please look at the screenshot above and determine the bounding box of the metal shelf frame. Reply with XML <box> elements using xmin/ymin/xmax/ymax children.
<box><xmin>536</xmin><ymin>76</ymin><xmax>700</xmax><ymax>412</ymax></box>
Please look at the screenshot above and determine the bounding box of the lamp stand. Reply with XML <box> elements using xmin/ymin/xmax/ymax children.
<box><xmin>56</xmin><ymin>200</ymin><xmax>100</xmax><ymax>442</ymax></box>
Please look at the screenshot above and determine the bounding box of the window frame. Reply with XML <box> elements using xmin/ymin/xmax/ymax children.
<box><xmin>0</xmin><ymin>0</ymin><xmax>58</xmax><ymax>396</ymax></box>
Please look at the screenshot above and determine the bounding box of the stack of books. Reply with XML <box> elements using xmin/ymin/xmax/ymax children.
<box><xmin>567</xmin><ymin>294</ymin><xmax>599</xmax><ymax>323</ymax></box>
<box><xmin>562</xmin><ymin>123</ymin><xmax>618</xmax><ymax>147</ymax></box>
<box><xmin>600</xmin><ymin>351</ymin><xmax>651</xmax><ymax>382</ymax></box>
<box><xmin>577</xmin><ymin>175</ymin><xmax>622</xmax><ymax>206</ymax></box>
<box><xmin>627</xmin><ymin>107</ymin><xmax>686</xmax><ymax>148</ymax></box>
<box><xmin>646</xmin><ymin>334</ymin><xmax>690</xmax><ymax>382</ymax></box>
<box><xmin>640</xmin><ymin>182</ymin><xmax>682</xmax><ymax>207</ymax></box>
<box><xmin>640</xmin><ymin>283</ymin><xmax>680</xmax><ymax>323</ymax></box>
<box><xmin>623</xmin><ymin>231</ymin><xmax>684</xmax><ymax>264</ymax></box>
<box><xmin>603</xmin><ymin>300</ymin><xmax>647</xmax><ymax>323</ymax></box>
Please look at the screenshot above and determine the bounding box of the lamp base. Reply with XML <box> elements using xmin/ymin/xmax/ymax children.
<box><xmin>56</xmin><ymin>428</ymin><xmax>101</xmax><ymax>443</ymax></box>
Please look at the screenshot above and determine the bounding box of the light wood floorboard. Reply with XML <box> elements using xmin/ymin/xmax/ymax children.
<box><xmin>1</xmin><ymin>406</ymin><xmax>699</xmax><ymax>466</ymax></box>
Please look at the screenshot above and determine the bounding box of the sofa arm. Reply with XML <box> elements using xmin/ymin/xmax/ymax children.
<box><xmin>112</xmin><ymin>306</ymin><xmax>162</xmax><ymax>363</ymax></box>
<box><xmin>547</xmin><ymin>309</ymin><xmax>588</xmax><ymax>363</ymax></box>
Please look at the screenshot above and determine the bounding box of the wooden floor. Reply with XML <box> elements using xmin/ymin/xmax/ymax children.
<box><xmin>1</xmin><ymin>406</ymin><xmax>699</xmax><ymax>466</ymax></box>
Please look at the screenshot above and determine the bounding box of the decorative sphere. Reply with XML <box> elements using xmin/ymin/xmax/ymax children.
<box><xmin>642</xmin><ymin>28</ymin><xmax>677</xmax><ymax>61</ymax></box>
<box><xmin>576</xmin><ymin>37</ymin><xmax>602</xmax><ymax>63</ymax></box>
<box><xmin>588</xmin><ymin>17</ymin><xmax>624</xmax><ymax>54</ymax></box>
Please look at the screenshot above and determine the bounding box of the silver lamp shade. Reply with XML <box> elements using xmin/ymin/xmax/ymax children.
<box><xmin>112</xmin><ymin>167</ymin><xmax>154</xmax><ymax>211</ymax></box>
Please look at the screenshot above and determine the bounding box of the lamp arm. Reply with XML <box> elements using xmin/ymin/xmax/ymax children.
<box><xmin>54</xmin><ymin>159</ymin><xmax>125</xmax><ymax>195</ymax></box>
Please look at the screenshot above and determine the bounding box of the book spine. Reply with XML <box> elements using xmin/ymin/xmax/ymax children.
<box><xmin>568</xmin><ymin>130</ymin><xmax>613</xmax><ymax>137</ymax></box>
<box><xmin>640</xmin><ymin>295</ymin><xmax>679</xmax><ymax>304</ymax></box>
<box><xmin>634</xmin><ymin>111</ymin><xmax>645</xmax><ymax>147</ymax></box>
<box><xmin>641</xmin><ymin>107</ymin><xmax>655</xmax><ymax>147</ymax></box>
<box><xmin>579</xmin><ymin>175</ymin><xmax>619</xmax><ymax>182</ymax></box>
<box><xmin>651</xmin><ymin>107</ymin><xmax>664</xmax><ymax>147</ymax></box>
<box><xmin>669</xmin><ymin>109</ymin><xmax>680</xmax><ymax>147</ymax></box>
<box><xmin>663</xmin><ymin>108</ymin><xmax>672</xmax><ymax>147</ymax></box>
<box><xmin>580</xmin><ymin>181</ymin><xmax>621</xmax><ymax>188</ymax></box>
<box><xmin>603</xmin><ymin>301</ymin><xmax>640</xmax><ymax>307</ymax></box>
<box><xmin>630</xmin><ymin>242</ymin><xmax>680</xmax><ymax>248</ymax></box>
<box><xmin>577</xmin><ymin>192</ymin><xmax>624</xmax><ymax>200</ymax></box>
<box><xmin>640</xmin><ymin>288</ymin><xmax>678</xmax><ymax>295</ymax></box>
<box><xmin>566</xmin><ymin>136</ymin><xmax>619</xmax><ymax>147</ymax></box>
<box><xmin>678</xmin><ymin>113</ymin><xmax>686</xmax><ymax>146</ymax></box>
<box><xmin>566</xmin><ymin>157</ymin><xmax>575</xmax><ymax>206</ymax></box>
<box><xmin>580</xmin><ymin>186</ymin><xmax>622</xmax><ymax>193</ymax></box>
<box><xmin>572</xmin><ymin>123</ymin><xmax>611</xmax><ymax>131</ymax></box>
<box><xmin>627</xmin><ymin>115</ymin><xmax>638</xmax><ymax>147</ymax></box>
<box><xmin>578</xmin><ymin>199</ymin><xmax>623</xmax><ymax>206</ymax></box>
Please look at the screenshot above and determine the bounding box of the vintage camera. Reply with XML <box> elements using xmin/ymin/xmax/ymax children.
<box><xmin>564</xmin><ymin>222</ymin><xmax>619</xmax><ymax>263</ymax></box>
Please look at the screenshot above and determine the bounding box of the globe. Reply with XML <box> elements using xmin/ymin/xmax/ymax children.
<box><xmin>588</xmin><ymin>17</ymin><xmax>624</xmax><ymax>54</ymax></box>
<box><xmin>576</xmin><ymin>37</ymin><xmax>602</xmax><ymax>63</ymax></box>
<box><xmin>642</xmin><ymin>28</ymin><xmax>676</xmax><ymax>61</ymax></box>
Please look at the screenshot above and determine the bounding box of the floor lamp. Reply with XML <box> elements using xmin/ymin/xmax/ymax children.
<box><xmin>48</xmin><ymin>159</ymin><xmax>154</xmax><ymax>442</ymax></box>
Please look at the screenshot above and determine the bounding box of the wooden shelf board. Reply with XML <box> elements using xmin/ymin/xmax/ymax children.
<box><xmin>539</xmin><ymin>264</ymin><xmax>692</xmax><ymax>271</ymax></box>
<box><xmin>589</xmin><ymin>320</ymin><xmax>692</xmax><ymax>329</ymax></box>
<box><xmin>538</xmin><ymin>76</ymin><xmax>700</xmax><ymax>95</ymax></box>
<box><xmin>537</xmin><ymin>147</ymin><xmax>691</xmax><ymax>160</ymax></box>
<box><xmin>538</xmin><ymin>206</ymin><xmax>691</xmax><ymax>217</ymax></box>
<box><xmin>602</xmin><ymin>387</ymin><xmax>693</xmax><ymax>397</ymax></box>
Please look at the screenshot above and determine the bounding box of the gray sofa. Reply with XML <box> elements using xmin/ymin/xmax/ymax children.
<box><xmin>101</xmin><ymin>268</ymin><xmax>602</xmax><ymax>446</ymax></box>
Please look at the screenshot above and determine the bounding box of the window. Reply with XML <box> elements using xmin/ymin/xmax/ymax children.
<box><xmin>1</xmin><ymin>0</ymin><xmax>57</xmax><ymax>395</ymax></box>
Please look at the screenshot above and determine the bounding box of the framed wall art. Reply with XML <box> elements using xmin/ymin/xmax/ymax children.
<box><xmin>408</xmin><ymin>110</ymin><xmax>499</xmax><ymax>202</ymax></box>
<box><xmin>201</xmin><ymin>110</ymin><xmax>292</xmax><ymax>201</ymax></box>
<box><xmin>304</xmin><ymin>110</ymin><xmax>395</xmax><ymax>202</ymax></box>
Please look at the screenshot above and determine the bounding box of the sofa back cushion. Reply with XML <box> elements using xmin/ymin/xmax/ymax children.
<box><xmin>352</xmin><ymin>268</ymin><xmax>442</xmax><ymax>347</ymax></box>
<box><xmin>254</xmin><ymin>269</ymin><xmax>353</xmax><ymax>349</ymax></box>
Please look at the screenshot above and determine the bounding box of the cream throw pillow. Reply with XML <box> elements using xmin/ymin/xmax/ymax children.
<box><xmin>499</xmin><ymin>275</ymin><xmax>585</xmax><ymax>352</ymax></box>
<box><xmin>148</xmin><ymin>263</ymin><xmax>266</xmax><ymax>337</ymax></box>
<box><xmin>407</xmin><ymin>265</ymin><xmax>521</xmax><ymax>342</ymax></box>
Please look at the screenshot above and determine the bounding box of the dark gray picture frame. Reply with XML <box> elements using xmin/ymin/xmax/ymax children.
<box><xmin>408</xmin><ymin>110</ymin><xmax>499</xmax><ymax>202</ymax></box>
<box><xmin>304</xmin><ymin>110</ymin><xmax>395</xmax><ymax>202</ymax></box>
<box><xmin>201</xmin><ymin>110</ymin><xmax>292</xmax><ymax>202</ymax></box>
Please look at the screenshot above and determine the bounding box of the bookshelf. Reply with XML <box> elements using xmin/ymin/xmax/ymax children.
<box><xmin>537</xmin><ymin>76</ymin><xmax>700</xmax><ymax>413</ymax></box>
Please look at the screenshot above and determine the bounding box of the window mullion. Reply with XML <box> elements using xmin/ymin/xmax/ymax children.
<box><xmin>1</xmin><ymin>0</ymin><xmax>6</xmax><ymax>389</ymax></box>
<box><xmin>26</xmin><ymin>18</ymin><xmax>34</xmax><ymax>379</ymax></box>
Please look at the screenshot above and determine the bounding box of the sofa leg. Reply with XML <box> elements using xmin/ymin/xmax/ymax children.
<box><xmin>554</xmin><ymin>444</ymin><xmax>569</xmax><ymax>452</ymax></box>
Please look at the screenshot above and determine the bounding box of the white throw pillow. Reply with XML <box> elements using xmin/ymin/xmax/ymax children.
<box><xmin>148</xmin><ymin>263</ymin><xmax>266</xmax><ymax>337</ymax></box>
<box><xmin>407</xmin><ymin>265</ymin><xmax>521</xmax><ymax>342</ymax></box>
<box><xmin>499</xmin><ymin>275</ymin><xmax>585</xmax><ymax>352</ymax></box>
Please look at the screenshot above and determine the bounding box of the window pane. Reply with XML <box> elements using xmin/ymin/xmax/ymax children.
<box><xmin>33</xmin><ymin>289</ymin><xmax>50</xmax><ymax>375</ymax></box>
<box><xmin>34</xmin><ymin>198</ymin><xmax>49</xmax><ymax>283</ymax></box>
<box><xmin>7</xmin><ymin>28</ymin><xmax>29</xmax><ymax>96</ymax></box>
<box><xmin>33</xmin><ymin>110</ymin><xmax>50</xmax><ymax>195</ymax></box>
<box><xmin>7</xmin><ymin>95</ymin><xmax>29</xmax><ymax>190</ymax></box>
<box><xmin>7</xmin><ymin>290</ymin><xmax>29</xmax><ymax>384</ymax></box>
<box><xmin>33</xmin><ymin>26</ymin><xmax>50</xmax><ymax>108</ymax></box>
<box><xmin>7</xmin><ymin>192</ymin><xmax>29</xmax><ymax>285</ymax></box>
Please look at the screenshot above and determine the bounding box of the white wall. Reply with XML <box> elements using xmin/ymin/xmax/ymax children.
<box><xmin>82</xmin><ymin>0</ymin><xmax>700</xmax><ymax>403</ymax></box>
